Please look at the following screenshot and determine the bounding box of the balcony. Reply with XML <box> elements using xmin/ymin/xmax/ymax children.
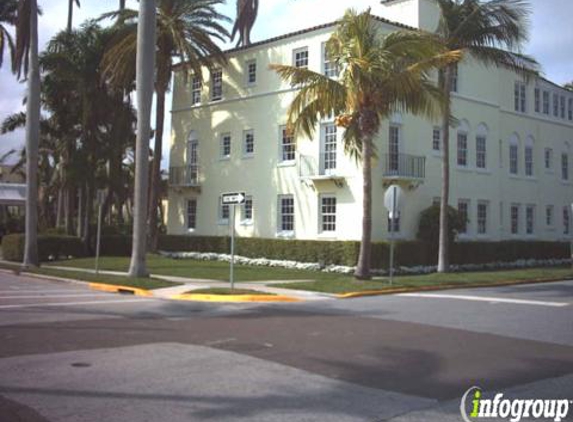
<box><xmin>299</xmin><ymin>155</ymin><xmax>346</xmax><ymax>188</ymax></box>
<box><xmin>380</xmin><ymin>153</ymin><xmax>425</xmax><ymax>187</ymax></box>
<box><xmin>169</xmin><ymin>165</ymin><xmax>201</xmax><ymax>188</ymax></box>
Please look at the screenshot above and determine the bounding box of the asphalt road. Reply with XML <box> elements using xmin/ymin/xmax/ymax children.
<box><xmin>0</xmin><ymin>270</ymin><xmax>572</xmax><ymax>422</ymax></box>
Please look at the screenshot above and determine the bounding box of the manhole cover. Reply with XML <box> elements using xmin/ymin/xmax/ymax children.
<box><xmin>71</xmin><ymin>362</ymin><xmax>91</xmax><ymax>368</ymax></box>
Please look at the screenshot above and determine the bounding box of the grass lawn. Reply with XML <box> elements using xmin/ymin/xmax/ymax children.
<box><xmin>45</xmin><ymin>254</ymin><xmax>341</xmax><ymax>282</ymax></box>
<box><xmin>0</xmin><ymin>262</ymin><xmax>177</xmax><ymax>290</ymax></box>
<box><xmin>186</xmin><ymin>288</ymin><xmax>274</xmax><ymax>296</ymax></box>
<box><xmin>272</xmin><ymin>267</ymin><xmax>573</xmax><ymax>294</ymax></box>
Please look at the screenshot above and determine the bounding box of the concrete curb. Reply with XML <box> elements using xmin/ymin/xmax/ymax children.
<box><xmin>335</xmin><ymin>277</ymin><xmax>572</xmax><ymax>299</ymax></box>
<box><xmin>88</xmin><ymin>282</ymin><xmax>153</xmax><ymax>297</ymax></box>
<box><xmin>171</xmin><ymin>293</ymin><xmax>301</xmax><ymax>303</ymax></box>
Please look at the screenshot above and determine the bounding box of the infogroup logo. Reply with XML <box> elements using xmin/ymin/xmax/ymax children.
<box><xmin>460</xmin><ymin>386</ymin><xmax>571</xmax><ymax>422</ymax></box>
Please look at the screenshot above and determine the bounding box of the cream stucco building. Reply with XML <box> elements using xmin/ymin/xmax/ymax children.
<box><xmin>167</xmin><ymin>0</ymin><xmax>573</xmax><ymax>243</ymax></box>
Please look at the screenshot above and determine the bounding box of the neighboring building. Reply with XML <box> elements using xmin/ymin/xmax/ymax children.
<box><xmin>167</xmin><ymin>0</ymin><xmax>573</xmax><ymax>243</ymax></box>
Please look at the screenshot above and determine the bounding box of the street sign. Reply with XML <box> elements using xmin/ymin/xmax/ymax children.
<box><xmin>222</xmin><ymin>192</ymin><xmax>246</xmax><ymax>205</ymax></box>
<box><xmin>384</xmin><ymin>184</ymin><xmax>404</xmax><ymax>286</ymax></box>
<box><xmin>384</xmin><ymin>184</ymin><xmax>403</xmax><ymax>219</ymax></box>
<box><xmin>96</xmin><ymin>189</ymin><xmax>107</xmax><ymax>206</ymax></box>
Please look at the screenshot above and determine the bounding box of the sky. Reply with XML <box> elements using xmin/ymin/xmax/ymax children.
<box><xmin>0</xmin><ymin>0</ymin><xmax>571</xmax><ymax>166</ymax></box>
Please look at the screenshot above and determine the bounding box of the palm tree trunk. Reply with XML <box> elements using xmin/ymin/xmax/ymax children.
<box><xmin>128</xmin><ymin>0</ymin><xmax>156</xmax><ymax>278</ymax></box>
<box><xmin>438</xmin><ymin>67</ymin><xmax>453</xmax><ymax>273</ymax></box>
<box><xmin>67</xmin><ymin>0</ymin><xmax>73</xmax><ymax>32</ymax></box>
<box><xmin>22</xmin><ymin>0</ymin><xmax>40</xmax><ymax>268</ymax></box>
<box><xmin>355</xmin><ymin>135</ymin><xmax>373</xmax><ymax>280</ymax></box>
<box><xmin>147</xmin><ymin>86</ymin><xmax>166</xmax><ymax>252</ymax></box>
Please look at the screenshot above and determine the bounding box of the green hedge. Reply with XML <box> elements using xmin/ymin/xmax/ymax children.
<box><xmin>99</xmin><ymin>235</ymin><xmax>132</xmax><ymax>257</ymax></box>
<box><xmin>1</xmin><ymin>234</ymin><xmax>88</xmax><ymax>262</ymax></box>
<box><xmin>157</xmin><ymin>235</ymin><xmax>569</xmax><ymax>268</ymax></box>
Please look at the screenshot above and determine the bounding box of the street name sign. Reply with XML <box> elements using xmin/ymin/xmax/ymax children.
<box><xmin>222</xmin><ymin>192</ymin><xmax>246</xmax><ymax>205</ymax></box>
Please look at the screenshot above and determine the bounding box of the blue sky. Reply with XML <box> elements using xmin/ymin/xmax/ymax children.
<box><xmin>0</xmin><ymin>0</ymin><xmax>571</xmax><ymax>166</ymax></box>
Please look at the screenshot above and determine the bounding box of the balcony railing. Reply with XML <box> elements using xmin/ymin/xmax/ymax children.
<box><xmin>169</xmin><ymin>165</ymin><xmax>200</xmax><ymax>187</ymax></box>
<box><xmin>380</xmin><ymin>153</ymin><xmax>425</xmax><ymax>180</ymax></box>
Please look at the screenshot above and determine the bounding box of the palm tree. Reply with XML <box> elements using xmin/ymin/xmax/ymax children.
<box><xmin>101</xmin><ymin>0</ymin><xmax>229</xmax><ymax>251</ymax></box>
<box><xmin>232</xmin><ymin>0</ymin><xmax>258</xmax><ymax>47</ymax></box>
<box><xmin>0</xmin><ymin>0</ymin><xmax>17</xmax><ymax>69</ymax></box>
<box><xmin>67</xmin><ymin>0</ymin><xmax>80</xmax><ymax>32</ymax></box>
<box><xmin>127</xmin><ymin>0</ymin><xmax>157</xmax><ymax>277</ymax></box>
<box><xmin>271</xmin><ymin>9</ymin><xmax>460</xmax><ymax>279</ymax></box>
<box><xmin>435</xmin><ymin>0</ymin><xmax>537</xmax><ymax>273</ymax></box>
<box><xmin>13</xmin><ymin>0</ymin><xmax>40</xmax><ymax>267</ymax></box>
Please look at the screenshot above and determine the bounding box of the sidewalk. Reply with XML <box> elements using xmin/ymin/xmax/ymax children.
<box><xmin>45</xmin><ymin>265</ymin><xmax>334</xmax><ymax>302</ymax></box>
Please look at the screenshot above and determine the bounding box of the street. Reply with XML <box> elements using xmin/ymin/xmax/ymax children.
<box><xmin>0</xmin><ymin>271</ymin><xmax>572</xmax><ymax>422</ymax></box>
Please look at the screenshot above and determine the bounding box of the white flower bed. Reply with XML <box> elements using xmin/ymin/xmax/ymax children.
<box><xmin>159</xmin><ymin>250</ymin><xmax>571</xmax><ymax>276</ymax></box>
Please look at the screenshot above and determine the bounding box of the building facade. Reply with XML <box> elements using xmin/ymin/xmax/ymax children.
<box><xmin>167</xmin><ymin>0</ymin><xmax>573</xmax><ymax>243</ymax></box>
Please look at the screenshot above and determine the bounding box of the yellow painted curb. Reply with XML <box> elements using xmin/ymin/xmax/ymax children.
<box><xmin>336</xmin><ymin>277</ymin><xmax>570</xmax><ymax>299</ymax></box>
<box><xmin>89</xmin><ymin>282</ymin><xmax>152</xmax><ymax>297</ymax></box>
<box><xmin>171</xmin><ymin>293</ymin><xmax>301</xmax><ymax>303</ymax></box>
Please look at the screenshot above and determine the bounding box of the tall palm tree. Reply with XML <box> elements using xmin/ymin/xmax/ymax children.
<box><xmin>13</xmin><ymin>0</ymin><xmax>40</xmax><ymax>267</ymax></box>
<box><xmin>0</xmin><ymin>0</ymin><xmax>17</xmax><ymax>69</ymax></box>
<box><xmin>67</xmin><ymin>0</ymin><xmax>80</xmax><ymax>32</ymax></box>
<box><xmin>232</xmin><ymin>0</ymin><xmax>258</xmax><ymax>47</ymax></box>
<box><xmin>435</xmin><ymin>0</ymin><xmax>537</xmax><ymax>273</ymax></box>
<box><xmin>127</xmin><ymin>0</ymin><xmax>156</xmax><ymax>277</ymax></box>
<box><xmin>271</xmin><ymin>9</ymin><xmax>460</xmax><ymax>279</ymax></box>
<box><xmin>101</xmin><ymin>0</ymin><xmax>229</xmax><ymax>251</ymax></box>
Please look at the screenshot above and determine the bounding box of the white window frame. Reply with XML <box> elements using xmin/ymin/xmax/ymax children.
<box><xmin>293</xmin><ymin>47</ymin><xmax>309</xmax><ymax>69</ymax></box>
<box><xmin>432</xmin><ymin>127</ymin><xmax>441</xmax><ymax>152</ymax></box>
<box><xmin>277</xmin><ymin>195</ymin><xmax>295</xmax><ymax>235</ymax></box>
<box><xmin>514</xmin><ymin>82</ymin><xmax>526</xmax><ymax>113</ymax></box>
<box><xmin>564</xmin><ymin>206</ymin><xmax>570</xmax><ymax>235</ymax></box>
<box><xmin>534</xmin><ymin>88</ymin><xmax>540</xmax><ymax>113</ymax></box>
<box><xmin>543</xmin><ymin>91</ymin><xmax>550</xmax><ymax>115</ymax></box>
<box><xmin>525</xmin><ymin>205</ymin><xmax>535</xmax><ymax>235</ymax></box>
<box><xmin>451</xmin><ymin>64</ymin><xmax>458</xmax><ymax>93</ymax></box>
<box><xmin>321</xmin><ymin>123</ymin><xmax>338</xmax><ymax>175</ymax></box>
<box><xmin>319</xmin><ymin>194</ymin><xmax>337</xmax><ymax>234</ymax></box>
<box><xmin>545</xmin><ymin>148</ymin><xmax>553</xmax><ymax>171</ymax></box>
<box><xmin>568</xmin><ymin>98</ymin><xmax>573</xmax><ymax>121</ymax></box>
<box><xmin>186</xmin><ymin>199</ymin><xmax>197</xmax><ymax>230</ymax></box>
<box><xmin>477</xmin><ymin>201</ymin><xmax>488</xmax><ymax>235</ymax></box>
<box><xmin>218</xmin><ymin>196</ymin><xmax>230</xmax><ymax>225</ymax></box>
<box><xmin>511</xmin><ymin>204</ymin><xmax>520</xmax><ymax>235</ymax></box>
<box><xmin>458</xmin><ymin>199</ymin><xmax>470</xmax><ymax>235</ymax></box>
<box><xmin>322</xmin><ymin>42</ymin><xmax>338</xmax><ymax>78</ymax></box>
<box><xmin>191</xmin><ymin>76</ymin><xmax>202</xmax><ymax>105</ymax></box>
<box><xmin>245</xmin><ymin>59</ymin><xmax>257</xmax><ymax>86</ymax></box>
<box><xmin>553</xmin><ymin>93</ymin><xmax>559</xmax><ymax>117</ymax></box>
<box><xmin>241</xmin><ymin>196</ymin><xmax>253</xmax><ymax>225</ymax></box>
<box><xmin>546</xmin><ymin>205</ymin><xmax>554</xmax><ymax>227</ymax></box>
<box><xmin>279</xmin><ymin>125</ymin><xmax>296</xmax><ymax>164</ymax></box>
<box><xmin>476</xmin><ymin>134</ymin><xmax>487</xmax><ymax>169</ymax></box>
<box><xmin>561</xmin><ymin>152</ymin><xmax>569</xmax><ymax>181</ymax></box>
<box><xmin>509</xmin><ymin>138</ymin><xmax>519</xmax><ymax>175</ymax></box>
<box><xmin>457</xmin><ymin>131</ymin><xmax>468</xmax><ymax>167</ymax></box>
<box><xmin>243</xmin><ymin>129</ymin><xmax>255</xmax><ymax>157</ymax></box>
<box><xmin>524</xmin><ymin>140</ymin><xmax>534</xmax><ymax>177</ymax></box>
<box><xmin>211</xmin><ymin>69</ymin><xmax>223</xmax><ymax>101</ymax></box>
<box><xmin>220</xmin><ymin>133</ymin><xmax>231</xmax><ymax>160</ymax></box>
<box><xmin>560</xmin><ymin>95</ymin><xmax>566</xmax><ymax>119</ymax></box>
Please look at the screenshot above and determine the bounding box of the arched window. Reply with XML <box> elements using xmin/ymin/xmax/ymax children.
<box><xmin>509</xmin><ymin>134</ymin><xmax>520</xmax><ymax>175</ymax></box>
<box><xmin>476</xmin><ymin>123</ymin><xmax>488</xmax><ymax>169</ymax></box>
<box><xmin>524</xmin><ymin>136</ymin><xmax>535</xmax><ymax>177</ymax></box>
<box><xmin>457</xmin><ymin>120</ymin><xmax>470</xmax><ymax>167</ymax></box>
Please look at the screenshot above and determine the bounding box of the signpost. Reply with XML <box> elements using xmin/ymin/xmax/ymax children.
<box><xmin>95</xmin><ymin>189</ymin><xmax>107</xmax><ymax>275</ymax></box>
<box><xmin>222</xmin><ymin>192</ymin><xmax>246</xmax><ymax>291</ymax></box>
<box><xmin>384</xmin><ymin>185</ymin><xmax>403</xmax><ymax>285</ymax></box>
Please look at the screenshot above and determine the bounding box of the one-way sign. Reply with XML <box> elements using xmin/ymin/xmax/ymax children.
<box><xmin>221</xmin><ymin>192</ymin><xmax>246</xmax><ymax>205</ymax></box>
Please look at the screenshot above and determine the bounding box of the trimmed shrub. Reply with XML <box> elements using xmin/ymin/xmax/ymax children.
<box><xmin>417</xmin><ymin>204</ymin><xmax>466</xmax><ymax>245</ymax></box>
<box><xmin>99</xmin><ymin>235</ymin><xmax>132</xmax><ymax>257</ymax></box>
<box><xmin>1</xmin><ymin>234</ymin><xmax>88</xmax><ymax>262</ymax></box>
<box><xmin>157</xmin><ymin>234</ymin><xmax>570</xmax><ymax>269</ymax></box>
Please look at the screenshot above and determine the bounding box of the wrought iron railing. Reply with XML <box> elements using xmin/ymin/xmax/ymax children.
<box><xmin>380</xmin><ymin>153</ymin><xmax>425</xmax><ymax>179</ymax></box>
<box><xmin>169</xmin><ymin>165</ymin><xmax>200</xmax><ymax>187</ymax></box>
